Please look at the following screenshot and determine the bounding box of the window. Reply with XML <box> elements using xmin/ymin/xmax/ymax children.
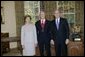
<box><xmin>24</xmin><ymin>1</ymin><xmax>40</xmax><ymax>24</ymax></box>
<box><xmin>56</xmin><ymin>1</ymin><xmax>75</xmax><ymax>26</ymax></box>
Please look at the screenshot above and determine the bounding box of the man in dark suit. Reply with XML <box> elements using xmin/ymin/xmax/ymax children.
<box><xmin>35</xmin><ymin>11</ymin><xmax>51</xmax><ymax>56</ymax></box>
<box><xmin>51</xmin><ymin>9</ymin><xmax>70</xmax><ymax>56</ymax></box>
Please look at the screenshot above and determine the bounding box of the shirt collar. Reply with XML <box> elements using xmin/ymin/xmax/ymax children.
<box><xmin>56</xmin><ymin>17</ymin><xmax>60</xmax><ymax>21</ymax></box>
<box><xmin>41</xmin><ymin>19</ymin><xmax>45</xmax><ymax>23</ymax></box>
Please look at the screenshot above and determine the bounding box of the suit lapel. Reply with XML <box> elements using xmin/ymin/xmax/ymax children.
<box><xmin>39</xmin><ymin>20</ymin><xmax>42</xmax><ymax>30</ymax></box>
<box><xmin>53</xmin><ymin>20</ymin><xmax>58</xmax><ymax>31</ymax></box>
<box><xmin>44</xmin><ymin>20</ymin><xmax>47</xmax><ymax>29</ymax></box>
<box><xmin>59</xmin><ymin>18</ymin><xmax>62</xmax><ymax>30</ymax></box>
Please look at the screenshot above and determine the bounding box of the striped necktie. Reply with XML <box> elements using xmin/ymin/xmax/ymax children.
<box><xmin>56</xmin><ymin>19</ymin><xmax>59</xmax><ymax>30</ymax></box>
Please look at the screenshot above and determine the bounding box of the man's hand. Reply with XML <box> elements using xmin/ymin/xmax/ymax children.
<box><xmin>65</xmin><ymin>39</ymin><xmax>69</xmax><ymax>45</ymax></box>
<box><xmin>50</xmin><ymin>40</ymin><xmax>54</xmax><ymax>45</ymax></box>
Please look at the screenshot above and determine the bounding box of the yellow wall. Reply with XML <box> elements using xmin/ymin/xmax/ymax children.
<box><xmin>1</xmin><ymin>1</ymin><xmax>17</xmax><ymax>49</ymax></box>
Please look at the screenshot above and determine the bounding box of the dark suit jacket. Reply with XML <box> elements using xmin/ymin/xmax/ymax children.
<box><xmin>51</xmin><ymin>17</ymin><xmax>69</xmax><ymax>44</ymax></box>
<box><xmin>35</xmin><ymin>20</ymin><xmax>51</xmax><ymax>43</ymax></box>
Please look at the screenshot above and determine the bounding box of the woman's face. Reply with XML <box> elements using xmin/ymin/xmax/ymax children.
<box><xmin>25</xmin><ymin>17</ymin><xmax>30</xmax><ymax>23</ymax></box>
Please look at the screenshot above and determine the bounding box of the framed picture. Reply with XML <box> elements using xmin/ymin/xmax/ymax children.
<box><xmin>1</xmin><ymin>7</ymin><xmax>5</xmax><ymax>24</ymax></box>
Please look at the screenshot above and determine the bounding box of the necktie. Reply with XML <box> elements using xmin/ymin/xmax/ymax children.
<box><xmin>41</xmin><ymin>20</ymin><xmax>45</xmax><ymax>32</ymax></box>
<box><xmin>41</xmin><ymin>20</ymin><xmax>45</xmax><ymax>29</ymax></box>
<box><xmin>56</xmin><ymin>19</ymin><xmax>59</xmax><ymax>30</ymax></box>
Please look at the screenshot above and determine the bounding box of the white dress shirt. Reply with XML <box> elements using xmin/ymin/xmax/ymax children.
<box><xmin>41</xmin><ymin>19</ymin><xmax>46</xmax><ymax>24</ymax></box>
<box><xmin>55</xmin><ymin>17</ymin><xmax>60</xmax><ymax>29</ymax></box>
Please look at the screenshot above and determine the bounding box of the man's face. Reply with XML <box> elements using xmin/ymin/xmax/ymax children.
<box><xmin>54</xmin><ymin>10</ymin><xmax>60</xmax><ymax>19</ymax></box>
<box><xmin>39</xmin><ymin>11</ymin><xmax>45</xmax><ymax>19</ymax></box>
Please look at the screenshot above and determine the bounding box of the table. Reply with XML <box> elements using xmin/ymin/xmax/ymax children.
<box><xmin>1</xmin><ymin>37</ymin><xmax>22</xmax><ymax>55</ymax></box>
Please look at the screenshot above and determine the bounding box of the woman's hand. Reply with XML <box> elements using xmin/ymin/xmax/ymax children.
<box><xmin>35</xmin><ymin>44</ymin><xmax>38</xmax><ymax>47</ymax></box>
<box><xmin>22</xmin><ymin>45</ymin><xmax>25</xmax><ymax>49</ymax></box>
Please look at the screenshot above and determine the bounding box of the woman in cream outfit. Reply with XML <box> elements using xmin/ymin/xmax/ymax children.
<box><xmin>21</xmin><ymin>15</ymin><xmax>37</xmax><ymax>56</ymax></box>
